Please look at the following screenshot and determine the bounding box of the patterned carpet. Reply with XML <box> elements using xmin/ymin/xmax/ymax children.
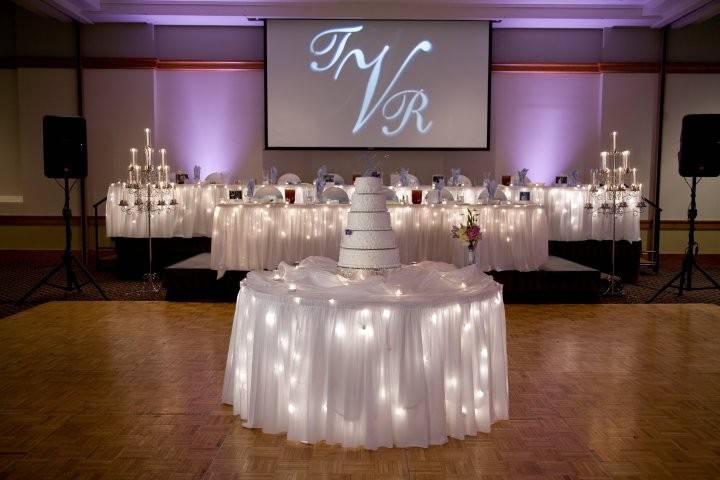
<box><xmin>0</xmin><ymin>251</ymin><xmax>718</xmax><ymax>319</ymax></box>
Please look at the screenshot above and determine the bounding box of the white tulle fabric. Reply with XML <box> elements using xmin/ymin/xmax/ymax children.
<box><xmin>544</xmin><ymin>187</ymin><xmax>641</xmax><ymax>242</ymax></box>
<box><xmin>105</xmin><ymin>183</ymin><xmax>237</xmax><ymax>238</ymax></box>
<box><xmin>222</xmin><ymin>256</ymin><xmax>509</xmax><ymax>449</ymax></box>
<box><xmin>210</xmin><ymin>203</ymin><xmax>549</xmax><ymax>275</ymax></box>
<box><xmin>106</xmin><ymin>183</ymin><xmax>639</xmax><ymax>242</ymax></box>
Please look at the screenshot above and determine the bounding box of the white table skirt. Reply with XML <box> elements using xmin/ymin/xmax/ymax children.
<box><xmin>105</xmin><ymin>183</ymin><xmax>241</xmax><ymax>238</ymax></box>
<box><xmin>210</xmin><ymin>203</ymin><xmax>549</xmax><ymax>274</ymax></box>
<box><xmin>106</xmin><ymin>183</ymin><xmax>640</xmax><ymax>242</ymax></box>
<box><xmin>222</xmin><ymin>257</ymin><xmax>509</xmax><ymax>449</ymax></box>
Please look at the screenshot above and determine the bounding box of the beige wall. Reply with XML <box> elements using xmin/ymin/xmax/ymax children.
<box><xmin>600</xmin><ymin>73</ymin><xmax>658</xmax><ymax>221</ymax></box>
<box><xmin>83</xmin><ymin>68</ymin><xmax>157</xmax><ymax>213</ymax></box>
<box><xmin>0</xmin><ymin>6</ymin><xmax>719</xmax><ymax>254</ymax></box>
<box><xmin>0</xmin><ymin>68</ymin><xmax>79</xmax><ymax>216</ymax></box>
<box><xmin>0</xmin><ymin>69</ymin><xmax>21</xmax><ymax>198</ymax></box>
<box><xmin>660</xmin><ymin>74</ymin><xmax>720</xmax><ymax>221</ymax></box>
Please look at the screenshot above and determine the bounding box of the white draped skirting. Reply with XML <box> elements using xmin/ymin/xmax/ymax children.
<box><xmin>211</xmin><ymin>204</ymin><xmax>549</xmax><ymax>274</ymax></box>
<box><xmin>106</xmin><ymin>183</ymin><xmax>641</xmax><ymax>243</ymax></box>
<box><xmin>222</xmin><ymin>257</ymin><xmax>509</xmax><ymax>449</ymax></box>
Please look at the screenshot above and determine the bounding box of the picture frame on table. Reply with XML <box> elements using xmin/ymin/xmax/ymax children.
<box><xmin>555</xmin><ymin>176</ymin><xmax>568</xmax><ymax>186</ymax></box>
<box><xmin>519</xmin><ymin>191</ymin><xmax>531</xmax><ymax>203</ymax></box>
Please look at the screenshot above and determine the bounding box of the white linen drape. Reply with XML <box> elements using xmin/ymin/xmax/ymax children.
<box><xmin>222</xmin><ymin>257</ymin><xmax>509</xmax><ymax>449</ymax></box>
<box><xmin>210</xmin><ymin>203</ymin><xmax>549</xmax><ymax>275</ymax></box>
<box><xmin>106</xmin><ymin>183</ymin><xmax>640</xmax><ymax>242</ymax></box>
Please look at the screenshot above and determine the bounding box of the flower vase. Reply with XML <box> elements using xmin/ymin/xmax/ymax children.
<box><xmin>467</xmin><ymin>245</ymin><xmax>476</xmax><ymax>267</ymax></box>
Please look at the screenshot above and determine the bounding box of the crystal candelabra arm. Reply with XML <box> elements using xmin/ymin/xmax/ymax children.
<box><xmin>587</xmin><ymin>131</ymin><xmax>646</xmax><ymax>296</ymax></box>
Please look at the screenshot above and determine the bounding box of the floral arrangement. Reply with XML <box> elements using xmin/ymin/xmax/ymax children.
<box><xmin>451</xmin><ymin>208</ymin><xmax>482</xmax><ymax>251</ymax></box>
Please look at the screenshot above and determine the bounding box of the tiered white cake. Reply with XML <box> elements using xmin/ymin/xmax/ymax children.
<box><xmin>337</xmin><ymin>176</ymin><xmax>400</xmax><ymax>277</ymax></box>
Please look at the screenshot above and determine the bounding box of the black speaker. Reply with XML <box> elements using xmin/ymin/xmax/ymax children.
<box><xmin>43</xmin><ymin>115</ymin><xmax>88</xmax><ymax>179</ymax></box>
<box><xmin>678</xmin><ymin>114</ymin><xmax>720</xmax><ymax>177</ymax></box>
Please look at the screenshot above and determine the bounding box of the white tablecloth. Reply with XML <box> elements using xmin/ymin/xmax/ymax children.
<box><xmin>105</xmin><ymin>183</ymin><xmax>239</xmax><ymax>238</ymax></box>
<box><xmin>211</xmin><ymin>203</ymin><xmax>549</xmax><ymax>274</ymax></box>
<box><xmin>106</xmin><ymin>183</ymin><xmax>640</xmax><ymax>242</ymax></box>
<box><xmin>222</xmin><ymin>257</ymin><xmax>509</xmax><ymax>448</ymax></box>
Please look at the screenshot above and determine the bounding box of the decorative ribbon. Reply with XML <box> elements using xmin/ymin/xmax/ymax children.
<box><xmin>450</xmin><ymin>168</ymin><xmax>461</xmax><ymax>186</ymax></box>
<box><xmin>486</xmin><ymin>180</ymin><xmax>498</xmax><ymax>200</ymax></box>
<box><xmin>399</xmin><ymin>168</ymin><xmax>410</xmax><ymax>186</ymax></box>
<box><xmin>569</xmin><ymin>170</ymin><xmax>579</xmax><ymax>187</ymax></box>
<box><xmin>517</xmin><ymin>168</ymin><xmax>529</xmax><ymax>187</ymax></box>
<box><xmin>315</xmin><ymin>177</ymin><xmax>325</xmax><ymax>202</ymax></box>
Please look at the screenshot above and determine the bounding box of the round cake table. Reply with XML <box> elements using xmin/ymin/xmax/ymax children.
<box><xmin>222</xmin><ymin>257</ymin><xmax>509</xmax><ymax>449</ymax></box>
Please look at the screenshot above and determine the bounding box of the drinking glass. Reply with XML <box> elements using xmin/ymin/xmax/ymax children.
<box><xmin>284</xmin><ymin>187</ymin><xmax>296</xmax><ymax>204</ymax></box>
<box><xmin>411</xmin><ymin>189</ymin><xmax>423</xmax><ymax>205</ymax></box>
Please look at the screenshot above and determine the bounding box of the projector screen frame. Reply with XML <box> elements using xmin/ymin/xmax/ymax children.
<box><xmin>263</xmin><ymin>18</ymin><xmax>493</xmax><ymax>151</ymax></box>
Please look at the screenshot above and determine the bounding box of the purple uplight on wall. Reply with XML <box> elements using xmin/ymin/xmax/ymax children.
<box><xmin>491</xmin><ymin>73</ymin><xmax>600</xmax><ymax>184</ymax></box>
<box><xmin>155</xmin><ymin>70</ymin><xmax>265</xmax><ymax>181</ymax></box>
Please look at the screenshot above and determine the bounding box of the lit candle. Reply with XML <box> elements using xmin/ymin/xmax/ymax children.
<box><xmin>601</xmin><ymin>152</ymin><xmax>608</xmax><ymax>171</ymax></box>
<box><xmin>146</xmin><ymin>147</ymin><xmax>153</xmax><ymax>167</ymax></box>
<box><xmin>632</xmin><ymin>168</ymin><xmax>637</xmax><ymax>186</ymax></box>
<box><xmin>622</xmin><ymin>150</ymin><xmax>629</xmax><ymax>170</ymax></box>
<box><xmin>144</xmin><ymin>128</ymin><xmax>151</xmax><ymax>147</ymax></box>
<box><xmin>612</xmin><ymin>131</ymin><xmax>617</xmax><ymax>151</ymax></box>
<box><xmin>592</xmin><ymin>170</ymin><xmax>596</xmax><ymax>186</ymax></box>
<box><xmin>160</xmin><ymin>148</ymin><xmax>166</xmax><ymax>167</ymax></box>
<box><xmin>130</xmin><ymin>147</ymin><xmax>137</xmax><ymax>167</ymax></box>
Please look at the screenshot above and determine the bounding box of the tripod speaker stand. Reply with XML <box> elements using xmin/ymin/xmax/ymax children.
<box><xmin>647</xmin><ymin>176</ymin><xmax>720</xmax><ymax>302</ymax></box>
<box><xmin>647</xmin><ymin>114</ymin><xmax>720</xmax><ymax>303</ymax></box>
<box><xmin>17</xmin><ymin>115</ymin><xmax>108</xmax><ymax>303</ymax></box>
<box><xmin>18</xmin><ymin>177</ymin><xmax>108</xmax><ymax>302</ymax></box>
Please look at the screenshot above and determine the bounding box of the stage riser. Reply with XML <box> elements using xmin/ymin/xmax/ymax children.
<box><xmin>164</xmin><ymin>255</ymin><xmax>600</xmax><ymax>304</ymax></box>
<box><xmin>113</xmin><ymin>237</ymin><xmax>210</xmax><ymax>279</ymax></box>
<box><xmin>550</xmin><ymin>240</ymin><xmax>641</xmax><ymax>283</ymax></box>
<box><xmin>489</xmin><ymin>271</ymin><xmax>600</xmax><ymax>303</ymax></box>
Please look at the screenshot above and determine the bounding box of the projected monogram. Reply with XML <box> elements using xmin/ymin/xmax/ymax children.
<box><xmin>309</xmin><ymin>26</ymin><xmax>433</xmax><ymax>137</ymax></box>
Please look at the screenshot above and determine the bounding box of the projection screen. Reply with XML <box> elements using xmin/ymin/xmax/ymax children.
<box><xmin>265</xmin><ymin>19</ymin><xmax>491</xmax><ymax>150</ymax></box>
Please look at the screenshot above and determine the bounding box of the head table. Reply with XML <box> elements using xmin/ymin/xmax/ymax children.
<box><xmin>105</xmin><ymin>182</ymin><xmax>641</xmax><ymax>243</ymax></box>
<box><xmin>211</xmin><ymin>202</ymin><xmax>549</xmax><ymax>275</ymax></box>
<box><xmin>222</xmin><ymin>257</ymin><xmax>509</xmax><ymax>448</ymax></box>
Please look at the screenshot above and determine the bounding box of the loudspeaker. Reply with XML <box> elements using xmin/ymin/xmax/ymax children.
<box><xmin>678</xmin><ymin>114</ymin><xmax>720</xmax><ymax>177</ymax></box>
<box><xmin>43</xmin><ymin>115</ymin><xmax>88</xmax><ymax>179</ymax></box>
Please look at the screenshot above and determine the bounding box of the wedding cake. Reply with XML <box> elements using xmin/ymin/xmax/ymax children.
<box><xmin>337</xmin><ymin>176</ymin><xmax>400</xmax><ymax>278</ymax></box>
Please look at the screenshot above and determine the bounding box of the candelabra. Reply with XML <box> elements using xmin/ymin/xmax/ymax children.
<box><xmin>585</xmin><ymin>131</ymin><xmax>646</xmax><ymax>296</ymax></box>
<box><xmin>119</xmin><ymin>128</ymin><xmax>177</xmax><ymax>292</ymax></box>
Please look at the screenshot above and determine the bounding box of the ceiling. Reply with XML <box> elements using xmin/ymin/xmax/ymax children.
<box><xmin>14</xmin><ymin>0</ymin><xmax>720</xmax><ymax>28</ymax></box>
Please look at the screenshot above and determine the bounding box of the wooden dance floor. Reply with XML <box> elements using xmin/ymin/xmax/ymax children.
<box><xmin>0</xmin><ymin>301</ymin><xmax>719</xmax><ymax>479</ymax></box>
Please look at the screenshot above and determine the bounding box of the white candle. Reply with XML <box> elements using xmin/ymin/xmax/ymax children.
<box><xmin>622</xmin><ymin>150</ymin><xmax>629</xmax><ymax>170</ymax></box>
<box><xmin>612</xmin><ymin>131</ymin><xmax>617</xmax><ymax>151</ymax></box>
<box><xmin>601</xmin><ymin>152</ymin><xmax>608</xmax><ymax>171</ymax></box>
<box><xmin>128</xmin><ymin>166</ymin><xmax>133</xmax><ymax>184</ymax></box>
<box><xmin>146</xmin><ymin>147</ymin><xmax>153</xmax><ymax>167</ymax></box>
<box><xmin>130</xmin><ymin>147</ymin><xmax>137</xmax><ymax>167</ymax></box>
<box><xmin>592</xmin><ymin>170</ymin><xmax>596</xmax><ymax>186</ymax></box>
<box><xmin>632</xmin><ymin>168</ymin><xmax>637</xmax><ymax>186</ymax></box>
<box><xmin>145</xmin><ymin>128</ymin><xmax>151</xmax><ymax>147</ymax></box>
<box><xmin>160</xmin><ymin>148</ymin><xmax>166</xmax><ymax>167</ymax></box>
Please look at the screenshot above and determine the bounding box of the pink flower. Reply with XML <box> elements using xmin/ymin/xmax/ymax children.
<box><xmin>466</xmin><ymin>225</ymin><xmax>481</xmax><ymax>242</ymax></box>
